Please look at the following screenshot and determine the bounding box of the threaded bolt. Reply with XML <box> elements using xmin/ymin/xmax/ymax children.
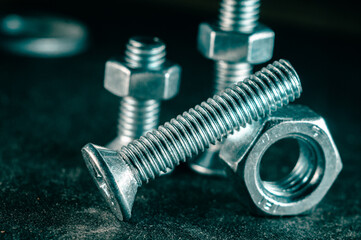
<box><xmin>116</xmin><ymin>97</ymin><xmax>160</xmax><ymax>146</ymax></box>
<box><xmin>192</xmin><ymin>0</ymin><xmax>268</xmax><ymax>176</ymax></box>
<box><xmin>215</xmin><ymin>0</ymin><xmax>260</xmax><ymax>91</ymax></box>
<box><xmin>124</xmin><ymin>36</ymin><xmax>166</xmax><ymax>69</ymax></box>
<box><xmin>216</xmin><ymin>0</ymin><xmax>261</xmax><ymax>90</ymax></box>
<box><xmin>218</xmin><ymin>0</ymin><xmax>261</xmax><ymax>33</ymax></box>
<box><xmin>105</xmin><ymin>36</ymin><xmax>180</xmax><ymax>150</ymax></box>
<box><xmin>82</xmin><ymin>59</ymin><xmax>302</xmax><ymax>221</ymax></box>
<box><xmin>214</xmin><ymin>61</ymin><xmax>253</xmax><ymax>93</ymax></box>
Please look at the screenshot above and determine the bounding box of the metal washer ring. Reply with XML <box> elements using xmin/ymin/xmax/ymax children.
<box><xmin>0</xmin><ymin>14</ymin><xmax>88</xmax><ymax>57</ymax></box>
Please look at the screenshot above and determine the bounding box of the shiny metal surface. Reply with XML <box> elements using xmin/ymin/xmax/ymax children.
<box><xmin>220</xmin><ymin>105</ymin><xmax>342</xmax><ymax>216</ymax></box>
<box><xmin>218</xmin><ymin>0</ymin><xmax>260</xmax><ymax>33</ymax></box>
<box><xmin>197</xmin><ymin>23</ymin><xmax>274</xmax><ymax>63</ymax></box>
<box><xmin>108</xmin><ymin>97</ymin><xmax>161</xmax><ymax>149</ymax></box>
<box><xmin>193</xmin><ymin>0</ymin><xmax>275</xmax><ymax>176</ymax></box>
<box><xmin>82</xmin><ymin>59</ymin><xmax>302</xmax><ymax>221</ymax></box>
<box><xmin>104</xmin><ymin>36</ymin><xmax>181</xmax><ymax>150</ymax></box>
<box><xmin>82</xmin><ymin>144</ymin><xmax>137</xmax><ymax>221</ymax></box>
<box><xmin>0</xmin><ymin>14</ymin><xmax>88</xmax><ymax>57</ymax></box>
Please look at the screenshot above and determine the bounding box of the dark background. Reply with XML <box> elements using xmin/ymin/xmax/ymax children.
<box><xmin>0</xmin><ymin>0</ymin><xmax>360</xmax><ymax>239</ymax></box>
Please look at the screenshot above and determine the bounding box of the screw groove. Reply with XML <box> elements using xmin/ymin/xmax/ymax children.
<box><xmin>117</xmin><ymin>97</ymin><xmax>161</xmax><ymax>146</ymax></box>
<box><xmin>114</xmin><ymin>36</ymin><xmax>166</xmax><ymax>147</ymax></box>
<box><xmin>195</xmin><ymin>0</ymin><xmax>262</xmax><ymax>176</ymax></box>
<box><xmin>118</xmin><ymin>59</ymin><xmax>302</xmax><ymax>185</ymax></box>
<box><xmin>218</xmin><ymin>0</ymin><xmax>261</xmax><ymax>33</ymax></box>
<box><xmin>215</xmin><ymin>61</ymin><xmax>252</xmax><ymax>93</ymax></box>
<box><xmin>125</xmin><ymin>36</ymin><xmax>166</xmax><ymax>69</ymax></box>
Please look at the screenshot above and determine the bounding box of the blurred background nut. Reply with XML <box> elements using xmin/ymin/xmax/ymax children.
<box><xmin>104</xmin><ymin>38</ymin><xmax>181</xmax><ymax>100</ymax></box>
<box><xmin>190</xmin><ymin>0</ymin><xmax>276</xmax><ymax>177</ymax></box>
<box><xmin>219</xmin><ymin>105</ymin><xmax>342</xmax><ymax>216</ymax></box>
<box><xmin>105</xmin><ymin>59</ymin><xmax>181</xmax><ymax>100</ymax></box>
<box><xmin>197</xmin><ymin>22</ymin><xmax>274</xmax><ymax>63</ymax></box>
<box><xmin>104</xmin><ymin>36</ymin><xmax>182</xmax><ymax>152</ymax></box>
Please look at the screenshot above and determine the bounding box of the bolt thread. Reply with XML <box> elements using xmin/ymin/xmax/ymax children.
<box><xmin>115</xmin><ymin>36</ymin><xmax>165</xmax><ymax>147</ymax></box>
<box><xmin>200</xmin><ymin>0</ymin><xmax>261</xmax><ymax>175</ymax></box>
<box><xmin>218</xmin><ymin>0</ymin><xmax>261</xmax><ymax>33</ymax></box>
<box><xmin>118</xmin><ymin>59</ymin><xmax>302</xmax><ymax>185</ymax></box>
<box><xmin>215</xmin><ymin>61</ymin><xmax>252</xmax><ymax>93</ymax></box>
<box><xmin>117</xmin><ymin>97</ymin><xmax>161</xmax><ymax>146</ymax></box>
<box><xmin>215</xmin><ymin>0</ymin><xmax>260</xmax><ymax>93</ymax></box>
<box><xmin>124</xmin><ymin>36</ymin><xmax>166</xmax><ymax>69</ymax></box>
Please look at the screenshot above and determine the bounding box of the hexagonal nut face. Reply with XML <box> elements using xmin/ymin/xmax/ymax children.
<box><xmin>197</xmin><ymin>22</ymin><xmax>275</xmax><ymax>63</ymax></box>
<box><xmin>219</xmin><ymin>105</ymin><xmax>342</xmax><ymax>216</ymax></box>
<box><xmin>104</xmin><ymin>58</ymin><xmax>181</xmax><ymax>100</ymax></box>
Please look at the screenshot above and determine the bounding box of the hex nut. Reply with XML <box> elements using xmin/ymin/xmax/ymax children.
<box><xmin>197</xmin><ymin>22</ymin><xmax>275</xmax><ymax>63</ymax></box>
<box><xmin>219</xmin><ymin>105</ymin><xmax>342</xmax><ymax>216</ymax></box>
<box><xmin>104</xmin><ymin>58</ymin><xmax>181</xmax><ymax>100</ymax></box>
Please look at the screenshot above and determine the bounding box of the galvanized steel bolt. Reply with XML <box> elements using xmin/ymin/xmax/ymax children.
<box><xmin>104</xmin><ymin>36</ymin><xmax>182</xmax><ymax>150</ymax></box>
<box><xmin>194</xmin><ymin>0</ymin><xmax>275</xmax><ymax>176</ymax></box>
<box><xmin>216</xmin><ymin>0</ymin><xmax>261</xmax><ymax>91</ymax></box>
<box><xmin>82</xmin><ymin>59</ymin><xmax>302</xmax><ymax>221</ymax></box>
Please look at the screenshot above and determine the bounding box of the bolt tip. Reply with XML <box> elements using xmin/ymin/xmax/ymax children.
<box><xmin>278</xmin><ymin>59</ymin><xmax>303</xmax><ymax>96</ymax></box>
<box><xmin>128</xmin><ymin>36</ymin><xmax>165</xmax><ymax>49</ymax></box>
<box><xmin>81</xmin><ymin>143</ymin><xmax>138</xmax><ymax>221</ymax></box>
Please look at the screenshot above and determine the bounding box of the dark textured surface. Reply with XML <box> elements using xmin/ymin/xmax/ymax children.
<box><xmin>1</xmin><ymin>3</ymin><xmax>361</xmax><ymax>239</ymax></box>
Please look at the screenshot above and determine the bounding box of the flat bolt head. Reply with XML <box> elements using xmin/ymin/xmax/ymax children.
<box><xmin>81</xmin><ymin>143</ymin><xmax>139</xmax><ymax>221</ymax></box>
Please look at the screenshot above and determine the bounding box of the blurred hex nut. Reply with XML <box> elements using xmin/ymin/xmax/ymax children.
<box><xmin>104</xmin><ymin>58</ymin><xmax>181</xmax><ymax>100</ymax></box>
<box><xmin>219</xmin><ymin>105</ymin><xmax>342</xmax><ymax>216</ymax></box>
<box><xmin>197</xmin><ymin>22</ymin><xmax>275</xmax><ymax>63</ymax></box>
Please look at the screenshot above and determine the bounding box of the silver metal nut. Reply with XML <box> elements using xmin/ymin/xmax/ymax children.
<box><xmin>104</xmin><ymin>59</ymin><xmax>181</xmax><ymax>100</ymax></box>
<box><xmin>197</xmin><ymin>22</ymin><xmax>275</xmax><ymax>63</ymax></box>
<box><xmin>219</xmin><ymin>105</ymin><xmax>342</xmax><ymax>216</ymax></box>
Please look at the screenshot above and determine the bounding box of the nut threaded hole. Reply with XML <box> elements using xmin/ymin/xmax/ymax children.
<box><xmin>260</xmin><ymin>138</ymin><xmax>299</xmax><ymax>182</ymax></box>
<box><xmin>258</xmin><ymin>135</ymin><xmax>325</xmax><ymax>203</ymax></box>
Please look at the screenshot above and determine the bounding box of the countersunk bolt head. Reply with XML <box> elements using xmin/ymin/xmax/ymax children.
<box><xmin>82</xmin><ymin>143</ymin><xmax>138</xmax><ymax>221</ymax></box>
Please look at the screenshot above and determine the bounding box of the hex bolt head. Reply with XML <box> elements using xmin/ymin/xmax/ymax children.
<box><xmin>82</xmin><ymin>143</ymin><xmax>138</xmax><ymax>221</ymax></box>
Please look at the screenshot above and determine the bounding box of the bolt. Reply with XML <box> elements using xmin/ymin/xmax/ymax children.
<box><xmin>104</xmin><ymin>36</ymin><xmax>182</xmax><ymax>150</ymax></box>
<box><xmin>193</xmin><ymin>0</ymin><xmax>273</xmax><ymax>176</ymax></box>
<box><xmin>216</xmin><ymin>0</ymin><xmax>261</xmax><ymax>92</ymax></box>
<box><xmin>82</xmin><ymin>59</ymin><xmax>302</xmax><ymax>221</ymax></box>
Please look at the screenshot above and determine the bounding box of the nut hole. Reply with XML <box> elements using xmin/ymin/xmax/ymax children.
<box><xmin>260</xmin><ymin>138</ymin><xmax>299</xmax><ymax>182</ymax></box>
<box><xmin>258</xmin><ymin>135</ymin><xmax>325</xmax><ymax>203</ymax></box>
